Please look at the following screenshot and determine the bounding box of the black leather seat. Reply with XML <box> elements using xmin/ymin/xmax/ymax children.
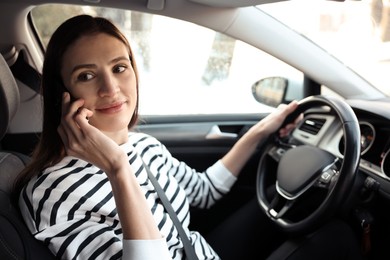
<box><xmin>0</xmin><ymin>53</ymin><xmax>54</xmax><ymax>260</ymax></box>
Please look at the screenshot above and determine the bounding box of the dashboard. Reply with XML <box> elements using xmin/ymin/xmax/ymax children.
<box><xmin>348</xmin><ymin>100</ymin><xmax>390</xmax><ymax>182</ymax></box>
<box><xmin>290</xmin><ymin>98</ymin><xmax>390</xmax><ymax>197</ymax></box>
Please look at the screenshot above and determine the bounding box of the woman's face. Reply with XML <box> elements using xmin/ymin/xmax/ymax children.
<box><xmin>60</xmin><ymin>33</ymin><xmax>137</xmax><ymax>138</ymax></box>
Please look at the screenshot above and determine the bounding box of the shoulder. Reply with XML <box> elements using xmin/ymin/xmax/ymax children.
<box><xmin>26</xmin><ymin>156</ymin><xmax>101</xmax><ymax>194</ymax></box>
<box><xmin>42</xmin><ymin>156</ymin><xmax>92</xmax><ymax>175</ymax></box>
<box><xmin>127</xmin><ymin>131</ymin><xmax>163</xmax><ymax>149</ymax></box>
<box><xmin>127</xmin><ymin>131</ymin><xmax>171</xmax><ymax>161</ymax></box>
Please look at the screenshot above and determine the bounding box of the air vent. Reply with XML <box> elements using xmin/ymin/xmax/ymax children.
<box><xmin>299</xmin><ymin>118</ymin><xmax>326</xmax><ymax>135</ymax></box>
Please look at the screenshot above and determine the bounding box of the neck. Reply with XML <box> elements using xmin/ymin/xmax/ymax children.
<box><xmin>103</xmin><ymin>128</ymin><xmax>129</xmax><ymax>145</ymax></box>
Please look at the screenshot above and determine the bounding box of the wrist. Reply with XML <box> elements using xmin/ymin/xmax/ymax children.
<box><xmin>104</xmin><ymin>151</ymin><xmax>130</xmax><ymax>177</ymax></box>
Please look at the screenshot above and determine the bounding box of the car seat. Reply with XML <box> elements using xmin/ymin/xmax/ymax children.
<box><xmin>0</xmin><ymin>53</ymin><xmax>55</xmax><ymax>259</ymax></box>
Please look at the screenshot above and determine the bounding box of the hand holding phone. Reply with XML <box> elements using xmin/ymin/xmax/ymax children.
<box><xmin>57</xmin><ymin>92</ymin><xmax>126</xmax><ymax>173</ymax></box>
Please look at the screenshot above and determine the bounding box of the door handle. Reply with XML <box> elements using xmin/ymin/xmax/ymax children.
<box><xmin>206</xmin><ymin>125</ymin><xmax>238</xmax><ymax>139</ymax></box>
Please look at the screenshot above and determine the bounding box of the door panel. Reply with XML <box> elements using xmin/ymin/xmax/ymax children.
<box><xmin>135</xmin><ymin>113</ymin><xmax>270</xmax><ymax>233</ymax></box>
<box><xmin>136</xmin><ymin>114</ymin><xmax>266</xmax><ymax>170</ymax></box>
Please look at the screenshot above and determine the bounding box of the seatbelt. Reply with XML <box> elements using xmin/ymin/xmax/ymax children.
<box><xmin>141</xmin><ymin>160</ymin><xmax>199</xmax><ymax>260</ymax></box>
<box><xmin>10</xmin><ymin>51</ymin><xmax>41</xmax><ymax>94</ymax></box>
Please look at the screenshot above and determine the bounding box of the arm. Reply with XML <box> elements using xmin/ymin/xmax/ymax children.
<box><xmin>221</xmin><ymin>101</ymin><xmax>300</xmax><ymax>176</ymax></box>
<box><xmin>20</xmin><ymin>170</ymin><xmax>171</xmax><ymax>259</ymax></box>
<box><xmin>57</xmin><ymin>93</ymin><xmax>169</xmax><ymax>256</ymax></box>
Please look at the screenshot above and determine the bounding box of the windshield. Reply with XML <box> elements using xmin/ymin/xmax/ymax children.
<box><xmin>258</xmin><ymin>0</ymin><xmax>390</xmax><ymax>96</ymax></box>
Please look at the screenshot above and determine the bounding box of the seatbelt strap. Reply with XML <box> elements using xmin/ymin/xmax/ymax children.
<box><xmin>141</xmin><ymin>160</ymin><xmax>199</xmax><ymax>260</ymax></box>
<box><xmin>10</xmin><ymin>52</ymin><xmax>41</xmax><ymax>94</ymax></box>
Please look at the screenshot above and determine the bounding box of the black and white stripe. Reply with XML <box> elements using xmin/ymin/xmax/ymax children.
<box><xmin>19</xmin><ymin>132</ymin><xmax>236</xmax><ymax>259</ymax></box>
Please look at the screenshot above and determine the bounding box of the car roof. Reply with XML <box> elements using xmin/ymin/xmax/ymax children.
<box><xmin>0</xmin><ymin>0</ymin><xmax>386</xmax><ymax>100</ymax></box>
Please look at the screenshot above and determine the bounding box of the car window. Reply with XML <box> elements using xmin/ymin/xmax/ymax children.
<box><xmin>31</xmin><ymin>4</ymin><xmax>304</xmax><ymax>116</ymax></box>
<box><xmin>259</xmin><ymin>0</ymin><xmax>390</xmax><ymax>97</ymax></box>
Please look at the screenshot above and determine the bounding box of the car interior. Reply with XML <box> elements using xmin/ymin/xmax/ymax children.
<box><xmin>1</xmin><ymin>0</ymin><xmax>390</xmax><ymax>259</ymax></box>
<box><xmin>0</xmin><ymin>52</ymin><xmax>55</xmax><ymax>259</ymax></box>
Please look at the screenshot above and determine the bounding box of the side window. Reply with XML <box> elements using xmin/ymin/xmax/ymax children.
<box><xmin>31</xmin><ymin>4</ymin><xmax>303</xmax><ymax>116</ymax></box>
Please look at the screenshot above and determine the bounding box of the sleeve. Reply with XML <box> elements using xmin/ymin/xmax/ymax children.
<box><xmin>129</xmin><ymin>132</ymin><xmax>238</xmax><ymax>209</ymax></box>
<box><xmin>123</xmin><ymin>239</ymin><xmax>172</xmax><ymax>260</ymax></box>
<box><xmin>206</xmin><ymin>159</ymin><xmax>237</xmax><ymax>193</ymax></box>
<box><xmin>158</xmin><ymin>140</ymin><xmax>237</xmax><ymax>209</ymax></box>
<box><xmin>18</xmin><ymin>157</ymin><xmax>172</xmax><ymax>260</ymax></box>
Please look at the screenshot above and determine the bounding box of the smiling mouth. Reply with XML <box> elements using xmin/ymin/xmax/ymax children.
<box><xmin>96</xmin><ymin>102</ymin><xmax>125</xmax><ymax>114</ymax></box>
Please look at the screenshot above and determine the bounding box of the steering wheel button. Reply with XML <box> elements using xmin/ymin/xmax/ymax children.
<box><xmin>269</xmin><ymin>209</ymin><xmax>278</xmax><ymax>218</ymax></box>
<box><xmin>276</xmin><ymin>148</ymin><xmax>285</xmax><ymax>156</ymax></box>
<box><xmin>321</xmin><ymin>171</ymin><xmax>332</xmax><ymax>182</ymax></box>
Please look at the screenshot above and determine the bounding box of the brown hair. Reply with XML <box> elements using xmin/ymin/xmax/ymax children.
<box><xmin>13</xmin><ymin>15</ymin><xmax>139</xmax><ymax>197</ymax></box>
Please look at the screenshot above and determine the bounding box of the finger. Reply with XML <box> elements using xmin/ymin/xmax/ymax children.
<box><xmin>60</xmin><ymin>92</ymin><xmax>87</xmax><ymax>141</ymax></box>
<box><xmin>285</xmin><ymin>100</ymin><xmax>299</xmax><ymax>114</ymax></box>
<box><xmin>279</xmin><ymin>128</ymin><xmax>288</xmax><ymax>137</ymax></box>
<box><xmin>74</xmin><ymin>107</ymin><xmax>94</xmax><ymax>130</ymax></box>
<box><xmin>64</xmin><ymin>101</ymin><xmax>85</xmax><ymax>129</ymax></box>
<box><xmin>278</xmin><ymin>100</ymin><xmax>299</xmax><ymax>127</ymax></box>
<box><xmin>279</xmin><ymin>123</ymin><xmax>295</xmax><ymax>135</ymax></box>
<box><xmin>295</xmin><ymin>113</ymin><xmax>304</xmax><ymax>124</ymax></box>
<box><xmin>61</xmin><ymin>92</ymin><xmax>71</xmax><ymax>117</ymax></box>
<box><xmin>278</xmin><ymin>115</ymin><xmax>302</xmax><ymax>138</ymax></box>
<box><xmin>61</xmin><ymin>92</ymin><xmax>85</xmax><ymax>125</ymax></box>
<box><xmin>59</xmin><ymin>93</ymin><xmax>77</xmax><ymax>143</ymax></box>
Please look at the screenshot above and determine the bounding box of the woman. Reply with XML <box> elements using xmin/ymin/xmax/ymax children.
<box><xmin>13</xmin><ymin>15</ymin><xmax>356</xmax><ymax>260</ymax></box>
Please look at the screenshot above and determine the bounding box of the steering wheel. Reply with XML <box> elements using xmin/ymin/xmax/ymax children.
<box><xmin>256</xmin><ymin>95</ymin><xmax>361</xmax><ymax>234</ymax></box>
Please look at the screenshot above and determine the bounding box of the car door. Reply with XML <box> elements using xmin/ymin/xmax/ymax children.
<box><xmin>136</xmin><ymin>113</ymin><xmax>268</xmax><ymax>233</ymax></box>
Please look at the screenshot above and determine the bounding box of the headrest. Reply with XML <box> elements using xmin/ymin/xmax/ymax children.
<box><xmin>0</xmin><ymin>53</ymin><xmax>19</xmax><ymax>140</ymax></box>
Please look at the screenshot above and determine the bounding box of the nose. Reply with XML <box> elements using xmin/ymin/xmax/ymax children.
<box><xmin>98</xmin><ymin>72</ymin><xmax>119</xmax><ymax>97</ymax></box>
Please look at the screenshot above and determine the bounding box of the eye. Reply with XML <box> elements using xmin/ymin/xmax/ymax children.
<box><xmin>113</xmin><ymin>65</ymin><xmax>127</xmax><ymax>73</ymax></box>
<box><xmin>77</xmin><ymin>72</ymin><xmax>94</xmax><ymax>82</ymax></box>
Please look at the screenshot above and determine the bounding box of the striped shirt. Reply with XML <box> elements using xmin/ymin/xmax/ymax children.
<box><xmin>19</xmin><ymin>132</ymin><xmax>237</xmax><ymax>259</ymax></box>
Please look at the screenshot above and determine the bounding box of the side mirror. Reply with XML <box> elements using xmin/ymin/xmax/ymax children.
<box><xmin>252</xmin><ymin>76</ymin><xmax>305</xmax><ymax>107</ymax></box>
<box><xmin>251</xmin><ymin>76</ymin><xmax>288</xmax><ymax>107</ymax></box>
